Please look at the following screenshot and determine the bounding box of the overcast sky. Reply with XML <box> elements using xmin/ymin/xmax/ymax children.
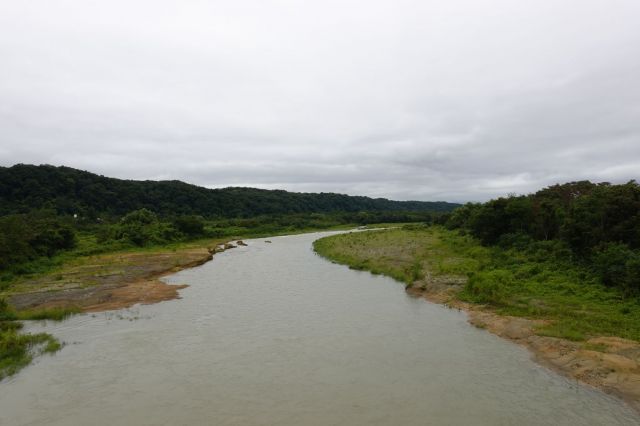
<box><xmin>1</xmin><ymin>0</ymin><xmax>639</xmax><ymax>202</ymax></box>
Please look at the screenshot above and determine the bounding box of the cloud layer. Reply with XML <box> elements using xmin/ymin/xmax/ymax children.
<box><xmin>1</xmin><ymin>0</ymin><xmax>639</xmax><ymax>202</ymax></box>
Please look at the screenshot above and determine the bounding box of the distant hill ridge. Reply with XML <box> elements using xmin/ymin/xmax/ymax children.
<box><xmin>0</xmin><ymin>164</ymin><xmax>459</xmax><ymax>217</ymax></box>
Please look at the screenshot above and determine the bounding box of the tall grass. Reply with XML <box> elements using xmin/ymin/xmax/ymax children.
<box><xmin>0</xmin><ymin>298</ymin><xmax>73</xmax><ymax>380</ymax></box>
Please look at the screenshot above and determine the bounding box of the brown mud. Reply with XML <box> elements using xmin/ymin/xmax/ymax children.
<box><xmin>7</xmin><ymin>247</ymin><xmax>224</xmax><ymax>312</ymax></box>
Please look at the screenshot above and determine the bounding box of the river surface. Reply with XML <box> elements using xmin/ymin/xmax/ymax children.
<box><xmin>1</xmin><ymin>231</ymin><xmax>638</xmax><ymax>425</ymax></box>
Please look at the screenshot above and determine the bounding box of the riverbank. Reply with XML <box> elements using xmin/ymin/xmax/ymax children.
<box><xmin>0</xmin><ymin>239</ymin><xmax>228</xmax><ymax>379</ymax></box>
<box><xmin>0</xmin><ymin>225</ymin><xmax>360</xmax><ymax>379</ymax></box>
<box><xmin>5</xmin><ymin>245</ymin><xmax>217</xmax><ymax>313</ymax></box>
<box><xmin>5</xmin><ymin>230</ymin><xmax>637</xmax><ymax>425</ymax></box>
<box><xmin>313</xmin><ymin>226</ymin><xmax>640</xmax><ymax>412</ymax></box>
<box><xmin>0</xmin><ymin>224</ymin><xmax>358</xmax><ymax>313</ymax></box>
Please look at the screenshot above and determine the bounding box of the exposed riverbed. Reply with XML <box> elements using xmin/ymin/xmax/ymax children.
<box><xmin>0</xmin><ymin>232</ymin><xmax>638</xmax><ymax>425</ymax></box>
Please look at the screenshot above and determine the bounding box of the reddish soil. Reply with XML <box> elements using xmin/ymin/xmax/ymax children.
<box><xmin>7</xmin><ymin>248</ymin><xmax>216</xmax><ymax>312</ymax></box>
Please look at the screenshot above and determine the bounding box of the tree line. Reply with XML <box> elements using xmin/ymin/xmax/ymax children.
<box><xmin>446</xmin><ymin>181</ymin><xmax>640</xmax><ymax>294</ymax></box>
<box><xmin>0</xmin><ymin>164</ymin><xmax>458</xmax><ymax>218</ymax></box>
<box><xmin>0</xmin><ymin>207</ymin><xmax>446</xmax><ymax>277</ymax></box>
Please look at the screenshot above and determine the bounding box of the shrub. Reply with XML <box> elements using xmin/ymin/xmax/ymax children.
<box><xmin>592</xmin><ymin>243</ymin><xmax>640</xmax><ymax>294</ymax></box>
<box><xmin>0</xmin><ymin>214</ymin><xmax>76</xmax><ymax>271</ymax></box>
<box><xmin>173</xmin><ymin>215</ymin><xmax>205</xmax><ymax>236</ymax></box>
<box><xmin>464</xmin><ymin>269</ymin><xmax>514</xmax><ymax>304</ymax></box>
<box><xmin>99</xmin><ymin>209</ymin><xmax>183</xmax><ymax>247</ymax></box>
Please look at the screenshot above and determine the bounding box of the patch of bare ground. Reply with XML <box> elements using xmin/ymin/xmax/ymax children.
<box><xmin>6</xmin><ymin>247</ymin><xmax>220</xmax><ymax>312</ymax></box>
<box><xmin>407</xmin><ymin>273</ymin><xmax>640</xmax><ymax>412</ymax></box>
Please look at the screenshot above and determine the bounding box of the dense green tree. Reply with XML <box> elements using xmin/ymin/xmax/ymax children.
<box><xmin>447</xmin><ymin>180</ymin><xmax>640</xmax><ymax>293</ymax></box>
<box><xmin>100</xmin><ymin>209</ymin><xmax>180</xmax><ymax>247</ymax></box>
<box><xmin>0</xmin><ymin>214</ymin><xmax>76</xmax><ymax>270</ymax></box>
<box><xmin>0</xmin><ymin>164</ymin><xmax>459</xmax><ymax>218</ymax></box>
<box><xmin>173</xmin><ymin>215</ymin><xmax>206</xmax><ymax>237</ymax></box>
<box><xmin>592</xmin><ymin>243</ymin><xmax>640</xmax><ymax>294</ymax></box>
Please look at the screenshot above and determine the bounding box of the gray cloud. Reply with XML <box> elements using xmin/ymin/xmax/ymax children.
<box><xmin>1</xmin><ymin>0</ymin><xmax>639</xmax><ymax>202</ymax></box>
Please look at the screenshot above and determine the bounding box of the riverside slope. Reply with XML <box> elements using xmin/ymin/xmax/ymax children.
<box><xmin>409</xmin><ymin>285</ymin><xmax>640</xmax><ymax>413</ymax></box>
<box><xmin>5</xmin><ymin>242</ymin><xmax>243</xmax><ymax>313</ymax></box>
<box><xmin>314</xmin><ymin>228</ymin><xmax>640</xmax><ymax>413</ymax></box>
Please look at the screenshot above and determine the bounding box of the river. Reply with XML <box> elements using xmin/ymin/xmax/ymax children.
<box><xmin>0</xmin><ymin>231</ymin><xmax>638</xmax><ymax>425</ymax></box>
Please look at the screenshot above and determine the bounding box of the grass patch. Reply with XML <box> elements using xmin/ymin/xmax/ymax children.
<box><xmin>0</xmin><ymin>298</ymin><xmax>71</xmax><ymax>380</ymax></box>
<box><xmin>314</xmin><ymin>228</ymin><xmax>428</xmax><ymax>285</ymax></box>
<box><xmin>535</xmin><ymin>322</ymin><xmax>587</xmax><ymax>342</ymax></box>
<box><xmin>16</xmin><ymin>306</ymin><xmax>81</xmax><ymax>321</ymax></box>
<box><xmin>0</xmin><ymin>298</ymin><xmax>66</xmax><ymax>380</ymax></box>
<box><xmin>0</xmin><ymin>329</ymin><xmax>62</xmax><ymax>380</ymax></box>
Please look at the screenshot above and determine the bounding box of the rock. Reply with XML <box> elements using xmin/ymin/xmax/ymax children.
<box><xmin>237</xmin><ymin>240</ymin><xmax>248</xmax><ymax>246</ymax></box>
<box><xmin>224</xmin><ymin>243</ymin><xmax>236</xmax><ymax>250</ymax></box>
<box><xmin>265</xmin><ymin>240</ymin><xmax>272</xmax><ymax>243</ymax></box>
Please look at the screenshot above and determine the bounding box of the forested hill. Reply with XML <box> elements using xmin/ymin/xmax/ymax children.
<box><xmin>0</xmin><ymin>164</ymin><xmax>459</xmax><ymax>218</ymax></box>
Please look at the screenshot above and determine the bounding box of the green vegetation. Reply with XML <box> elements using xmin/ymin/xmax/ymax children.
<box><xmin>5</xmin><ymin>165</ymin><xmax>638</xmax><ymax>374</ymax></box>
<box><xmin>0</xmin><ymin>162</ymin><xmax>452</xmax><ymax>380</ymax></box>
<box><xmin>15</xmin><ymin>306</ymin><xmax>81</xmax><ymax>321</ymax></box>
<box><xmin>314</xmin><ymin>228</ymin><xmax>436</xmax><ymax>285</ymax></box>
<box><xmin>314</xmin><ymin>226</ymin><xmax>640</xmax><ymax>342</ymax></box>
<box><xmin>448</xmin><ymin>180</ymin><xmax>640</xmax><ymax>295</ymax></box>
<box><xmin>0</xmin><ymin>164</ymin><xmax>455</xmax><ymax>280</ymax></box>
<box><xmin>0</xmin><ymin>298</ymin><xmax>68</xmax><ymax>380</ymax></box>
<box><xmin>0</xmin><ymin>210</ymin><xmax>447</xmax><ymax>284</ymax></box>
<box><xmin>0</xmin><ymin>164</ymin><xmax>458</xmax><ymax>218</ymax></box>
<box><xmin>0</xmin><ymin>213</ymin><xmax>76</xmax><ymax>271</ymax></box>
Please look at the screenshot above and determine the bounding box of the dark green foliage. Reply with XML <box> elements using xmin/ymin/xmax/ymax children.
<box><xmin>100</xmin><ymin>209</ymin><xmax>181</xmax><ymax>247</ymax></box>
<box><xmin>173</xmin><ymin>215</ymin><xmax>206</xmax><ymax>236</ymax></box>
<box><xmin>0</xmin><ymin>299</ymin><xmax>14</xmax><ymax>321</ymax></box>
<box><xmin>0</xmin><ymin>164</ymin><xmax>459</xmax><ymax>218</ymax></box>
<box><xmin>0</xmin><ymin>213</ymin><xmax>76</xmax><ymax>270</ymax></box>
<box><xmin>120</xmin><ymin>208</ymin><xmax>158</xmax><ymax>225</ymax></box>
<box><xmin>448</xmin><ymin>181</ymin><xmax>640</xmax><ymax>293</ymax></box>
<box><xmin>592</xmin><ymin>243</ymin><xmax>640</xmax><ymax>295</ymax></box>
<box><xmin>0</xmin><ymin>164</ymin><xmax>457</xmax><ymax>273</ymax></box>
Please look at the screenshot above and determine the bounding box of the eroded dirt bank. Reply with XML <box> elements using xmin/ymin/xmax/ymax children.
<box><xmin>407</xmin><ymin>281</ymin><xmax>640</xmax><ymax>412</ymax></box>
<box><xmin>6</xmin><ymin>244</ymin><xmax>236</xmax><ymax>312</ymax></box>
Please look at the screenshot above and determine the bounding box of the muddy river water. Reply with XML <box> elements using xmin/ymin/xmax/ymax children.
<box><xmin>1</xmin><ymin>232</ymin><xmax>638</xmax><ymax>425</ymax></box>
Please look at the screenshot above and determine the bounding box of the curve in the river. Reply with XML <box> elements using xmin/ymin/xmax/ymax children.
<box><xmin>0</xmin><ymin>232</ymin><xmax>638</xmax><ymax>425</ymax></box>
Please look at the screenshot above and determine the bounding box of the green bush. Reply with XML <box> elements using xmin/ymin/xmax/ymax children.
<box><xmin>173</xmin><ymin>215</ymin><xmax>205</xmax><ymax>236</ymax></box>
<box><xmin>592</xmin><ymin>243</ymin><xmax>640</xmax><ymax>294</ymax></box>
<box><xmin>464</xmin><ymin>269</ymin><xmax>514</xmax><ymax>304</ymax></box>
<box><xmin>0</xmin><ymin>214</ymin><xmax>76</xmax><ymax>271</ymax></box>
<box><xmin>0</xmin><ymin>299</ymin><xmax>16</xmax><ymax>321</ymax></box>
<box><xmin>120</xmin><ymin>208</ymin><xmax>158</xmax><ymax>225</ymax></box>
<box><xmin>447</xmin><ymin>181</ymin><xmax>640</xmax><ymax>294</ymax></box>
<box><xmin>100</xmin><ymin>209</ymin><xmax>182</xmax><ymax>247</ymax></box>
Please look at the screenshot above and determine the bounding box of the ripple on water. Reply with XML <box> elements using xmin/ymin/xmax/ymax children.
<box><xmin>1</xmin><ymin>231</ymin><xmax>638</xmax><ymax>426</ymax></box>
